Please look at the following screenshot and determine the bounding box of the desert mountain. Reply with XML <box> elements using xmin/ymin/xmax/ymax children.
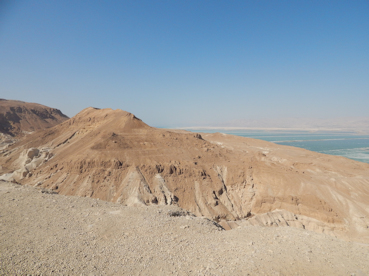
<box><xmin>1</xmin><ymin>107</ymin><xmax>369</xmax><ymax>242</ymax></box>
<box><xmin>0</xmin><ymin>99</ymin><xmax>68</xmax><ymax>137</ymax></box>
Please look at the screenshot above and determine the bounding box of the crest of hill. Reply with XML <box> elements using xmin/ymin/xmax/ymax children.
<box><xmin>0</xmin><ymin>99</ymin><xmax>69</xmax><ymax>137</ymax></box>
<box><xmin>17</xmin><ymin>107</ymin><xmax>150</xmax><ymax>150</ymax></box>
<box><xmin>1</xmin><ymin>106</ymin><xmax>369</xmax><ymax>243</ymax></box>
<box><xmin>66</xmin><ymin>107</ymin><xmax>148</xmax><ymax>130</ymax></box>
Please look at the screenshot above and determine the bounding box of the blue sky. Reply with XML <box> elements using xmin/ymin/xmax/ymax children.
<box><xmin>0</xmin><ymin>0</ymin><xmax>368</xmax><ymax>127</ymax></box>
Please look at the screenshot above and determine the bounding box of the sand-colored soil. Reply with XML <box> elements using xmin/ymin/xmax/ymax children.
<box><xmin>1</xmin><ymin>180</ymin><xmax>369</xmax><ymax>275</ymax></box>
<box><xmin>1</xmin><ymin>105</ymin><xmax>369</xmax><ymax>275</ymax></box>
<box><xmin>1</xmin><ymin>107</ymin><xmax>369</xmax><ymax>243</ymax></box>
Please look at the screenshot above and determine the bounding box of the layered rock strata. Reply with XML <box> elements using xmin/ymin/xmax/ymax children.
<box><xmin>1</xmin><ymin>107</ymin><xmax>369</xmax><ymax>242</ymax></box>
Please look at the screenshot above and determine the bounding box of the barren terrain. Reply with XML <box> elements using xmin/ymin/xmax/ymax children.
<box><xmin>0</xmin><ymin>99</ymin><xmax>68</xmax><ymax>137</ymax></box>
<box><xmin>1</xmin><ymin>107</ymin><xmax>369</xmax><ymax>244</ymax></box>
<box><xmin>1</xmin><ymin>180</ymin><xmax>369</xmax><ymax>275</ymax></box>
<box><xmin>1</xmin><ymin>103</ymin><xmax>369</xmax><ymax>275</ymax></box>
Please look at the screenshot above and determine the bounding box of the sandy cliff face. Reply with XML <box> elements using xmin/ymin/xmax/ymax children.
<box><xmin>0</xmin><ymin>99</ymin><xmax>68</xmax><ymax>137</ymax></box>
<box><xmin>1</xmin><ymin>107</ymin><xmax>369</xmax><ymax>242</ymax></box>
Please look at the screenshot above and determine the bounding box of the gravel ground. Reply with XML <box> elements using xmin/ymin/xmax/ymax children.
<box><xmin>1</xmin><ymin>180</ymin><xmax>368</xmax><ymax>276</ymax></box>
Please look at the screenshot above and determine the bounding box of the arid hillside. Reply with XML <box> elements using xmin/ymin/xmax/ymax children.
<box><xmin>0</xmin><ymin>99</ymin><xmax>68</xmax><ymax>137</ymax></box>
<box><xmin>1</xmin><ymin>107</ymin><xmax>369</xmax><ymax>242</ymax></box>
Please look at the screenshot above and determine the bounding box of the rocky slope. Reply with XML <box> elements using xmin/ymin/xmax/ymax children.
<box><xmin>0</xmin><ymin>107</ymin><xmax>369</xmax><ymax>242</ymax></box>
<box><xmin>0</xmin><ymin>99</ymin><xmax>68</xmax><ymax>137</ymax></box>
<box><xmin>1</xmin><ymin>180</ymin><xmax>369</xmax><ymax>275</ymax></box>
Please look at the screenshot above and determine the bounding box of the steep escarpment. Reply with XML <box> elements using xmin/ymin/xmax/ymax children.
<box><xmin>1</xmin><ymin>107</ymin><xmax>369</xmax><ymax>242</ymax></box>
<box><xmin>0</xmin><ymin>99</ymin><xmax>68</xmax><ymax>137</ymax></box>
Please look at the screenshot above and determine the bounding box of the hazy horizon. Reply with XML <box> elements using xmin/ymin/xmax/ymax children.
<box><xmin>1</xmin><ymin>1</ymin><xmax>368</xmax><ymax>127</ymax></box>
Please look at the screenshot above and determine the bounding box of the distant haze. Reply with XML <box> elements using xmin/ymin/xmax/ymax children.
<box><xmin>180</xmin><ymin>117</ymin><xmax>369</xmax><ymax>134</ymax></box>
<box><xmin>0</xmin><ymin>1</ymin><xmax>368</xmax><ymax>127</ymax></box>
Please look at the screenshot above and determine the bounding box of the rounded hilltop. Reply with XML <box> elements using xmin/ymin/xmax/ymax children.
<box><xmin>64</xmin><ymin>107</ymin><xmax>147</xmax><ymax>130</ymax></box>
<box><xmin>1</xmin><ymin>102</ymin><xmax>369</xmax><ymax>244</ymax></box>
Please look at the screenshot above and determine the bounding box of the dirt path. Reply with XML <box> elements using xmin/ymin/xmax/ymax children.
<box><xmin>1</xmin><ymin>180</ymin><xmax>368</xmax><ymax>275</ymax></box>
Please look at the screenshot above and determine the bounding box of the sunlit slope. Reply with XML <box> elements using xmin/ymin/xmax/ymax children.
<box><xmin>1</xmin><ymin>107</ymin><xmax>369</xmax><ymax>241</ymax></box>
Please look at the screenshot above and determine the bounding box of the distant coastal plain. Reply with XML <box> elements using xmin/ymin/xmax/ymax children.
<box><xmin>182</xmin><ymin>128</ymin><xmax>369</xmax><ymax>164</ymax></box>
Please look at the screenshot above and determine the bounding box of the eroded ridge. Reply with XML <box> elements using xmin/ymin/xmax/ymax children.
<box><xmin>1</xmin><ymin>107</ymin><xmax>369</xmax><ymax>242</ymax></box>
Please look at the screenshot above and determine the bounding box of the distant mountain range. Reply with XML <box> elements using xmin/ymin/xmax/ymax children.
<box><xmin>183</xmin><ymin>117</ymin><xmax>369</xmax><ymax>133</ymax></box>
